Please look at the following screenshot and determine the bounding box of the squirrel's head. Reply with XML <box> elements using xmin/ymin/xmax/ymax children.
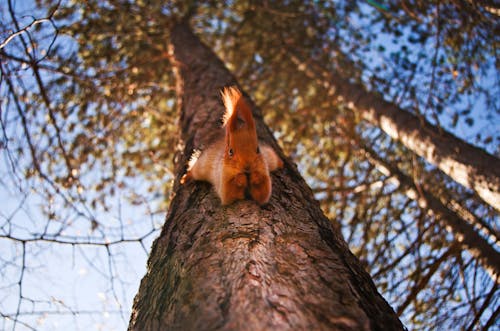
<box><xmin>221</xmin><ymin>86</ymin><xmax>264</xmax><ymax>169</ymax></box>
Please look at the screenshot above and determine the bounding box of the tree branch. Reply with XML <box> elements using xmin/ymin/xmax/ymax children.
<box><xmin>0</xmin><ymin>17</ymin><xmax>52</xmax><ymax>50</ymax></box>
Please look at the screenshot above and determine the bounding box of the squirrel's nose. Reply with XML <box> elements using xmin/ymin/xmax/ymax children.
<box><xmin>243</xmin><ymin>167</ymin><xmax>252</xmax><ymax>199</ymax></box>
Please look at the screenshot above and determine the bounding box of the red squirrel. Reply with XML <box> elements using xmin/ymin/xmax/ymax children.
<box><xmin>181</xmin><ymin>86</ymin><xmax>283</xmax><ymax>205</ymax></box>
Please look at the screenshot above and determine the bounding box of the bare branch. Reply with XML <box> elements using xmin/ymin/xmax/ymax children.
<box><xmin>0</xmin><ymin>18</ymin><xmax>52</xmax><ymax>50</ymax></box>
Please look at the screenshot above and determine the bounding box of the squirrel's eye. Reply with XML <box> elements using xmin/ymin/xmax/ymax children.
<box><xmin>256</xmin><ymin>146</ymin><xmax>260</xmax><ymax>154</ymax></box>
<box><xmin>228</xmin><ymin>148</ymin><xmax>234</xmax><ymax>157</ymax></box>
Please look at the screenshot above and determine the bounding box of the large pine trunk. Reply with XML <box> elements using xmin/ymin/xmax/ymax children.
<box><xmin>128</xmin><ymin>22</ymin><xmax>404</xmax><ymax>331</ymax></box>
<box><xmin>358</xmin><ymin>90</ymin><xmax>500</xmax><ymax>212</ymax></box>
<box><xmin>288</xmin><ymin>50</ymin><xmax>500</xmax><ymax>212</ymax></box>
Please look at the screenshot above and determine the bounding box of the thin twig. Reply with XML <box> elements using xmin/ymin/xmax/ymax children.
<box><xmin>0</xmin><ymin>18</ymin><xmax>51</xmax><ymax>50</ymax></box>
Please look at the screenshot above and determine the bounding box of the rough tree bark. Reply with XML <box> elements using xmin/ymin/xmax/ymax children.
<box><xmin>128</xmin><ymin>22</ymin><xmax>405</xmax><ymax>331</ymax></box>
<box><xmin>288</xmin><ymin>48</ymin><xmax>500</xmax><ymax>212</ymax></box>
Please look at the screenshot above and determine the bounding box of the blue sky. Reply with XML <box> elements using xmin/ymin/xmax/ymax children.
<box><xmin>0</xmin><ymin>2</ymin><xmax>163</xmax><ymax>329</ymax></box>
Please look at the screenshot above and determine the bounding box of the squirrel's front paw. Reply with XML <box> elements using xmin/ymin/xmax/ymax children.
<box><xmin>233</xmin><ymin>173</ymin><xmax>248</xmax><ymax>188</ymax></box>
<box><xmin>250</xmin><ymin>173</ymin><xmax>272</xmax><ymax>205</ymax></box>
<box><xmin>250</xmin><ymin>171</ymin><xmax>265</xmax><ymax>185</ymax></box>
<box><xmin>221</xmin><ymin>174</ymin><xmax>247</xmax><ymax>205</ymax></box>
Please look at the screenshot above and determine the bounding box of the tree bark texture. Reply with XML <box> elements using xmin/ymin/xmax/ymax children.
<box><xmin>288</xmin><ymin>49</ymin><xmax>500</xmax><ymax>212</ymax></box>
<box><xmin>358</xmin><ymin>92</ymin><xmax>500</xmax><ymax>212</ymax></box>
<box><xmin>128</xmin><ymin>22</ymin><xmax>405</xmax><ymax>331</ymax></box>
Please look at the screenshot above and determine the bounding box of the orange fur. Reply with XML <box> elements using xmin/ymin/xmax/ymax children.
<box><xmin>181</xmin><ymin>86</ymin><xmax>283</xmax><ymax>205</ymax></box>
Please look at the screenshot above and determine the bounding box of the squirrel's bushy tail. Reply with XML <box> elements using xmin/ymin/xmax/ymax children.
<box><xmin>221</xmin><ymin>86</ymin><xmax>255</xmax><ymax>132</ymax></box>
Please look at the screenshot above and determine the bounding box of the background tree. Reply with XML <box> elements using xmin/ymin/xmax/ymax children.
<box><xmin>1</xmin><ymin>1</ymin><xmax>498</xmax><ymax>330</ymax></box>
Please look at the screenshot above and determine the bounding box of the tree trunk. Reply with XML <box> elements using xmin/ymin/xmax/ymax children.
<box><xmin>288</xmin><ymin>48</ymin><xmax>500</xmax><ymax>212</ymax></box>
<box><xmin>128</xmin><ymin>22</ymin><xmax>404</xmax><ymax>331</ymax></box>
<box><xmin>358</xmin><ymin>91</ymin><xmax>500</xmax><ymax>212</ymax></box>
